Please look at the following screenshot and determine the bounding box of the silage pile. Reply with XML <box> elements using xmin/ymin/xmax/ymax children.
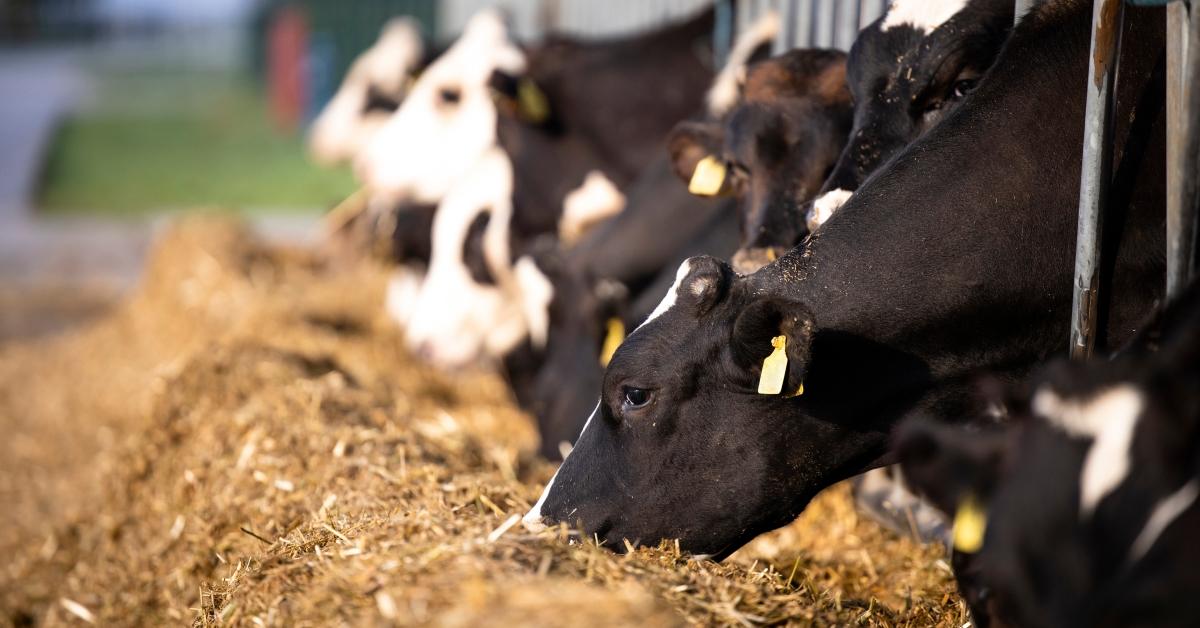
<box><xmin>0</xmin><ymin>219</ymin><xmax>962</xmax><ymax>627</ymax></box>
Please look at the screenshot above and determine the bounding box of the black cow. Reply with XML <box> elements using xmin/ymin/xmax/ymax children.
<box><xmin>667</xmin><ymin>48</ymin><xmax>853</xmax><ymax>273</ymax></box>
<box><xmin>899</xmin><ymin>279</ymin><xmax>1200</xmax><ymax>628</ymax></box>
<box><xmin>804</xmin><ymin>0</ymin><xmax>1015</xmax><ymax>234</ymax></box>
<box><xmin>524</xmin><ymin>0</ymin><xmax>1166</xmax><ymax>560</ymax></box>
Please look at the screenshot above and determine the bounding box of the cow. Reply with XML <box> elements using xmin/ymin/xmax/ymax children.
<box><xmin>898</xmin><ymin>280</ymin><xmax>1200</xmax><ymax>628</ymax></box>
<box><xmin>666</xmin><ymin>48</ymin><xmax>853</xmax><ymax>273</ymax></box>
<box><xmin>308</xmin><ymin>17</ymin><xmax>430</xmax><ymax>167</ymax></box>
<box><xmin>523</xmin><ymin>0</ymin><xmax>1167</xmax><ymax>562</ymax></box>
<box><xmin>805</xmin><ymin>0</ymin><xmax>1015</xmax><ymax>233</ymax></box>
<box><xmin>362</xmin><ymin>8</ymin><xmax>720</xmax><ymax>369</ymax></box>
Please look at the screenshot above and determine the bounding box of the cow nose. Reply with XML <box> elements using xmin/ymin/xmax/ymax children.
<box><xmin>522</xmin><ymin>510</ymin><xmax>554</xmax><ymax>533</ymax></box>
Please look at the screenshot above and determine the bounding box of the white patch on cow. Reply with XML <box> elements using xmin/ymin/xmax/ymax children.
<box><xmin>309</xmin><ymin>18</ymin><xmax>424</xmax><ymax>166</ymax></box>
<box><xmin>1129</xmin><ymin>480</ymin><xmax>1200</xmax><ymax>561</ymax></box>
<box><xmin>808</xmin><ymin>188</ymin><xmax>853</xmax><ymax>228</ymax></box>
<box><xmin>523</xmin><ymin>401</ymin><xmax>602</xmax><ymax>532</ymax></box>
<box><xmin>359</xmin><ymin>9</ymin><xmax>526</xmax><ymax>204</ymax></box>
<box><xmin>559</xmin><ymin>171</ymin><xmax>626</xmax><ymax>246</ymax></box>
<box><xmin>707</xmin><ymin>10</ymin><xmax>781</xmax><ymax>117</ymax></box>
<box><xmin>1032</xmin><ymin>385</ymin><xmax>1145</xmax><ymax>517</ymax></box>
<box><xmin>882</xmin><ymin>0</ymin><xmax>970</xmax><ymax>34</ymax></box>
<box><xmin>635</xmin><ymin>259</ymin><xmax>694</xmax><ymax>332</ymax></box>
<box><xmin>384</xmin><ymin>264</ymin><xmax>425</xmax><ymax>327</ymax></box>
<box><xmin>404</xmin><ymin>147</ymin><xmax>529</xmax><ymax>367</ymax></box>
<box><xmin>513</xmin><ymin>255</ymin><xmax>555</xmax><ymax>349</ymax></box>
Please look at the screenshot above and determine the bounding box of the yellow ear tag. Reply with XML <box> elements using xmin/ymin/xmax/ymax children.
<box><xmin>688</xmin><ymin>156</ymin><xmax>728</xmax><ymax>197</ymax></box>
<box><xmin>757</xmin><ymin>335</ymin><xmax>788</xmax><ymax>395</ymax></box>
<box><xmin>952</xmin><ymin>493</ymin><xmax>988</xmax><ymax>554</ymax></box>
<box><xmin>599</xmin><ymin>318</ymin><xmax>625</xmax><ymax>367</ymax></box>
<box><xmin>518</xmin><ymin>78</ymin><xmax>550</xmax><ymax>124</ymax></box>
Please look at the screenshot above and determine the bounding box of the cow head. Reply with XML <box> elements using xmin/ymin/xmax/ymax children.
<box><xmin>806</xmin><ymin>0</ymin><xmax>1013</xmax><ymax>229</ymax></box>
<box><xmin>403</xmin><ymin>147</ymin><xmax>554</xmax><ymax>368</ymax></box>
<box><xmin>309</xmin><ymin>18</ymin><xmax>426</xmax><ymax>167</ymax></box>
<box><xmin>899</xmin><ymin>331</ymin><xmax>1200</xmax><ymax>627</ymax></box>
<box><xmin>358</xmin><ymin>9</ymin><xmax>528</xmax><ymax>204</ymax></box>
<box><xmin>668</xmin><ymin>50</ymin><xmax>852</xmax><ymax>273</ymax></box>
<box><xmin>523</xmin><ymin>256</ymin><xmax>890</xmax><ymax>557</ymax></box>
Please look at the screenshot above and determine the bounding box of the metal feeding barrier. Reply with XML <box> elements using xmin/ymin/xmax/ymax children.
<box><xmin>1070</xmin><ymin>0</ymin><xmax>1199</xmax><ymax>358</ymax></box>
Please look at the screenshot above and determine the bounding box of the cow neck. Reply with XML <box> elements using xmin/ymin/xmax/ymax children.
<box><xmin>754</xmin><ymin>0</ymin><xmax>1164</xmax><ymax>422</ymax></box>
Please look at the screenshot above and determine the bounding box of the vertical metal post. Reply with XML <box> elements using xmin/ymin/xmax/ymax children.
<box><xmin>1069</xmin><ymin>0</ymin><xmax>1124</xmax><ymax>360</ymax></box>
<box><xmin>1168</xmin><ymin>1</ymin><xmax>1200</xmax><ymax>298</ymax></box>
<box><xmin>714</xmin><ymin>0</ymin><xmax>734</xmax><ymax>70</ymax></box>
<box><xmin>1014</xmin><ymin>0</ymin><xmax>1037</xmax><ymax>26</ymax></box>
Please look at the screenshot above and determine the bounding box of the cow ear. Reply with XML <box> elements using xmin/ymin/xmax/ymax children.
<box><xmin>666</xmin><ymin>120</ymin><xmax>723</xmax><ymax>186</ymax></box>
<box><xmin>896</xmin><ymin>419</ymin><xmax>1012</xmax><ymax>526</ymax></box>
<box><xmin>730</xmin><ymin>296</ymin><xmax>815</xmax><ymax>397</ymax></box>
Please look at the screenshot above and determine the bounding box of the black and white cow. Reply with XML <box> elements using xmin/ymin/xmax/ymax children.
<box><xmin>804</xmin><ymin>0</ymin><xmax>1014</xmax><ymax>232</ymax></box>
<box><xmin>666</xmin><ymin>48</ymin><xmax>853</xmax><ymax>272</ymax></box>
<box><xmin>360</xmin><ymin>8</ymin><xmax>719</xmax><ymax>369</ymax></box>
<box><xmin>309</xmin><ymin>17</ymin><xmax>430</xmax><ymax>167</ymax></box>
<box><xmin>523</xmin><ymin>0</ymin><xmax>1166</xmax><ymax>559</ymax></box>
<box><xmin>899</xmin><ymin>280</ymin><xmax>1200</xmax><ymax>628</ymax></box>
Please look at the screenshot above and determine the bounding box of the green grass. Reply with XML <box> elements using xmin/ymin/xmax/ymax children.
<box><xmin>39</xmin><ymin>70</ymin><xmax>356</xmax><ymax>215</ymax></box>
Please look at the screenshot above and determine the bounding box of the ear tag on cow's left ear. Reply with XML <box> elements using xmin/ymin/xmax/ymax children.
<box><xmin>599</xmin><ymin>318</ymin><xmax>625</xmax><ymax>367</ymax></box>
<box><xmin>953</xmin><ymin>493</ymin><xmax>988</xmax><ymax>554</ymax></box>
<box><xmin>688</xmin><ymin>156</ymin><xmax>729</xmax><ymax>197</ymax></box>
<box><xmin>757</xmin><ymin>335</ymin><xmax>788</xmax><ymax>395</ymax></box>
<box><xmin>517</xmin><ymin>78</ymin><xmax>550</xmax><ymax>124</ymax></box>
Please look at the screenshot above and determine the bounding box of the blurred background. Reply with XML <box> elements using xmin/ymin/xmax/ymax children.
<box><xmin>0</xmin><ymin>0</ymin><xmax>874</xmax><ymax>341</ymax></box>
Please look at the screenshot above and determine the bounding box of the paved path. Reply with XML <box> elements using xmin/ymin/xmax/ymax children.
<box><xmin>0</xmin><ymin>51</ymin><xmax>322</xmax><ymax>341</ymax></box>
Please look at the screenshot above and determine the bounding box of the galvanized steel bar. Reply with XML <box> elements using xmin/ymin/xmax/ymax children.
<box><xmin>714</xmin><ymin>0</ymin><xmax>734</xmax><ymax>70</ymax></box>
<box><xmin>1014</xmin><ymin>0</ymin><xmax>1037</xmax><ymax>26</ymax></box>
<box><xmin>1069</xmin><ymin>0</ymin><xmax>1124</xmax><ymax>359</ymax></box>
<box><xmin>1168</xmin><ymin>1</ymin><xmax>1200</xmax><ymax>298</ymax></box>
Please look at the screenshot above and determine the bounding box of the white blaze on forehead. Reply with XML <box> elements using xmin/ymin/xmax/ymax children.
<box><xmin>359</xmin><ymin>8</ymin><xmax>526</xmax><ymax>204</ymax></box>
<box><xmin>807</xmin><ymin>188</ymin><xmax>853</xmax><ymax>228</ymax></box>
<box><xmin>707</xmin><ymin>10</ymin><xmax>781</xmax><ymax>117</ymax></box>
<box><xmin>882</xmin><ymin>0</ymin><xmax>970</xmax><ymax>34</ymax></box>
<box><xmin>384</xmin><ymin>265</ymin><xmax>425</xmax><ymax>327</ymax></box>
<box><xmin>1130</xmin><ymin>480</ymin><xmax>1200</xmax><ymax>561</ymax></box>
<box><xmin>523</xmin><ymin>402</ymin><xmax>601</xmax><ymax>533</ymax></box>
<box><xmin>635</xmin><ymin>259</ymin><xmax>695</xmax><ymax>332</ymax></box>
<box><xmin>513</xmin><ymin>255</ymin><xmax>555</xmax><ymax>350</ymax></box>
<box><xmin>404</xmin><ymin>147</ymin><xmax>527</xmax><ymax>367</ymax></box>
<box><xmin>1032</xmin><ymin>385</ymin><xmax>1145</xmax><ymax>516</ymax></box>
<box><xmin>309</xmin><ymin>18</ymin><xmax>424</xmax><ymax>166</ymax></box>
<box><xmin>559</xmin><ymin>171</ymin><xmax>626</xmax><ymax>246</ymax></box>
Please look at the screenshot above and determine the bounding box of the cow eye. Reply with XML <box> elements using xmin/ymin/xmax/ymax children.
<box><xmin>439</xmin><ymin>87</ymin><xmax>462</xmax><ymax>106</ymax></box>
<box><xmin>622</xmin><ymin>387</ymin><xmax>652</xmax><ymax>409</ymax></box>
<box><xmin>952</xmin><ymin>79</ymin><xmax>978</xmax><ymax>99</ymax></box>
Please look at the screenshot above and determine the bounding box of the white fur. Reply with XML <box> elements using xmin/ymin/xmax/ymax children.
<box><xmin>513</xmin><ymin>255</ymin><xmax>555</xmax><ymax>350</ymax></box>
<box><xmin>1130</xmin><ymin>480</ymin><xmax>1200</xmax><ymax>561</ymax></box>
<box><xmin>636</xmin><ymin>259</ymin><xmax>694</xmax><ymax>332</ymax></box>
<box><xmin>808</xmin><ymin>188</ymin><xmax>853</xmax><ymax>228</ymax></box>
<box><xmin>309</xmin><ymin>18</ymin><xmax>424</xmax><ymax>166</ymax></box>
<box><xmin>882</xmin><ymin>0</ymin><xmax>970</xmax><ymax>34</ymax></box>
<box><xmin>523</xmin><ymin>402</ymin><xmax>601</xmax><ymax>532</ymax></box>
<box><xmin>1033</xmin><ymin>385</ymin><xmax>1145</xmax><ymax>516</ymax></box>
<box><xmin>707</xmin><ymin>10</ymin><xmax>781</xmax><ymax>117</ymax></box>
<box><xmin>404</xmin><ymin>147</ymin><xmax>529</xmax><ymax>367</ymax></box>
<box><xmin>384</xmin><ymin>265</ymin><xmax>425</xmax><ymax>327</ymax></box>
<box><xmin>559</xmin><ymin>171</ymin><xmax>626</xmax><ymax>245</ymax></box>
<box><xmin>359</xmin><ymin>9</ymin><xmax>526</xmax><ymax>204</ymax></box>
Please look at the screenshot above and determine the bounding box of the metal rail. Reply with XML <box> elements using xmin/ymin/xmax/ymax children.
<box><xmin>1168</xmin><ymin>1</ymin><xmax>1200</xmax><ymax>298</ymax></box>
<box><xmin>1069</xmin><ymin>0</ymin><xmax>1125</xmax><ymax>359</ymax></box>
